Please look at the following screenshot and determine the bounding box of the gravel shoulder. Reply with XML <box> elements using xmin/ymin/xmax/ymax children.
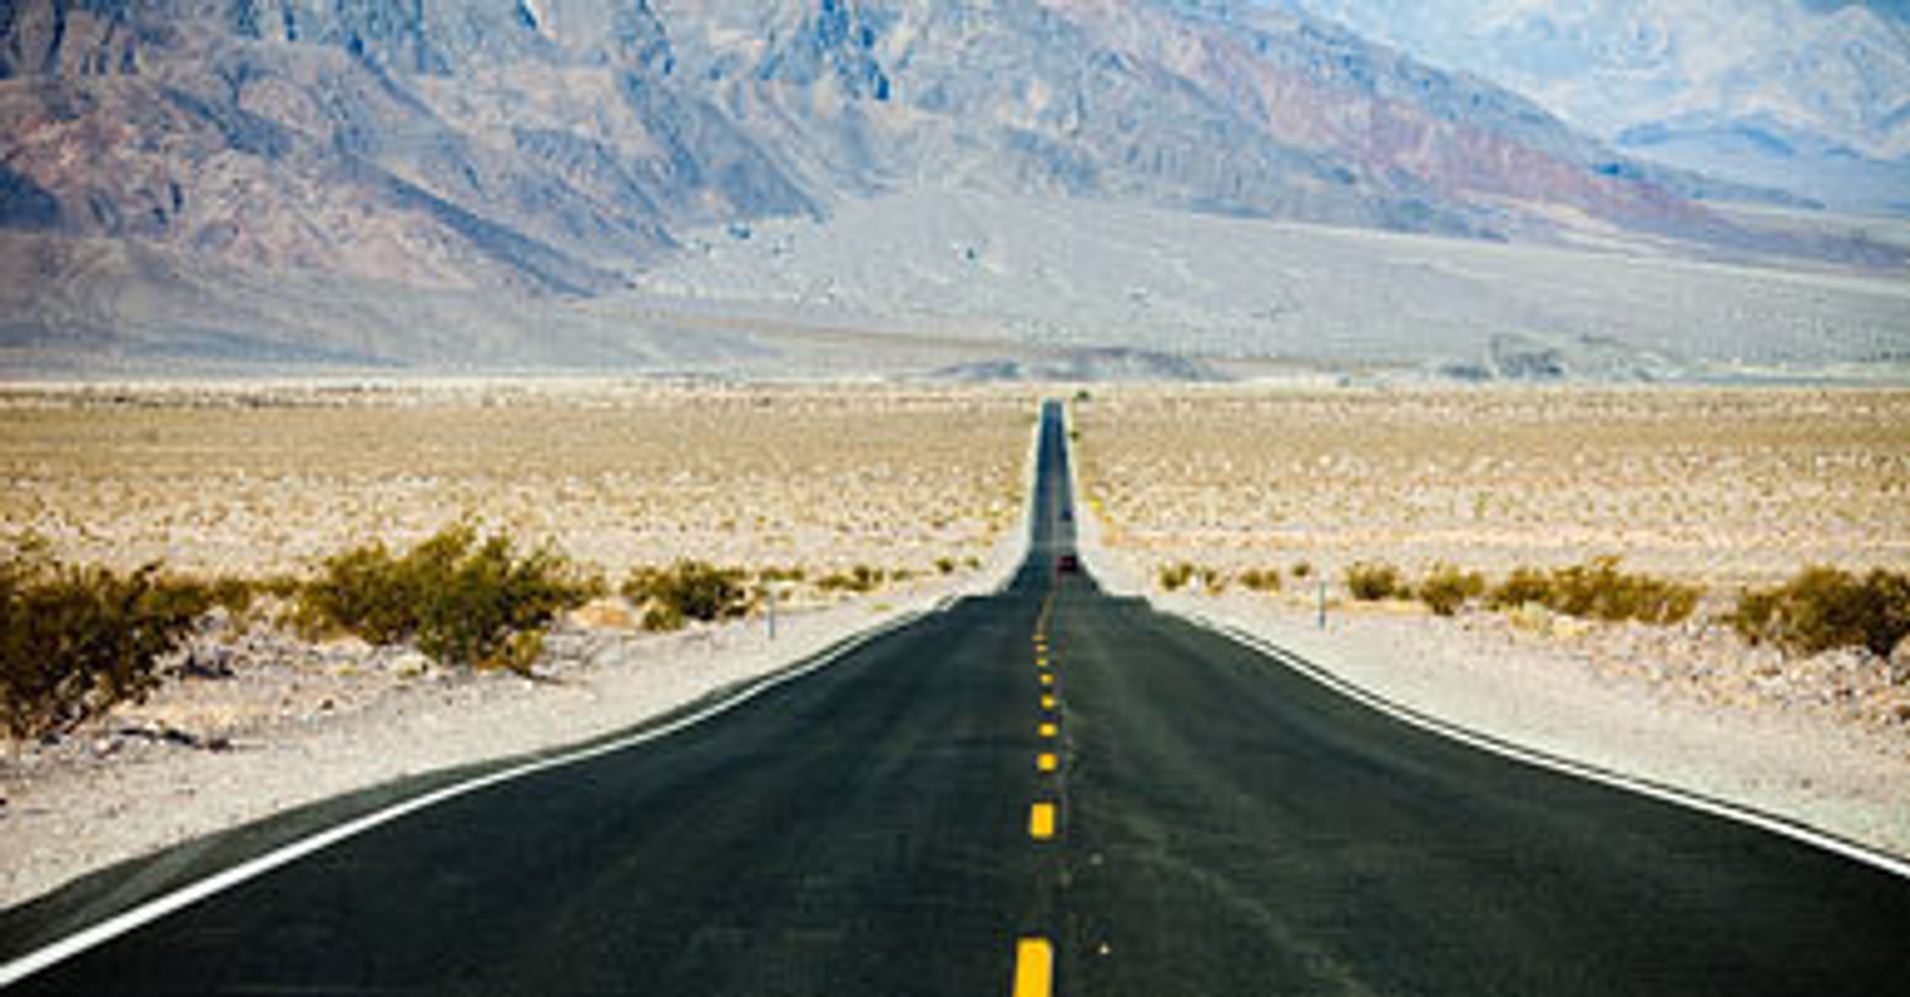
<box><xmin>1075</xmin><ymin>487</ymin><xmax>1910</xmax><ymax>865</ymax></box>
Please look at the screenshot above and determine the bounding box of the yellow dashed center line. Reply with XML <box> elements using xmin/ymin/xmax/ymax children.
<box><xmin>1014</xmin><ymin>584</ymin><xmax>1065</xmax><ymax>994</ymax></box>
<box><xmin>1012</xmin><ymin>937</ymin><xmax>1054</xmax><ymax>997</ymax></box>
<box><xmin>1029</xmin><ymin>802</ymin><xmax>1058</xmax><ymax>840</ymax></box>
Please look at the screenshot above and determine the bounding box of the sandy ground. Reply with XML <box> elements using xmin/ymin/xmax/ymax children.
<box><xmin>1074</xmin><ymin>386</ymin><xmax>1910</xmax><ymax>588</ymax></box>
<box><xmin>0</xmin><ymin>381</ymin><xmax>1033</xmax><ymax>582</ymax></box>
<box><xmin>1072</xmin><ymin>423</ymin><xmax>1910</xmax><ymax>865</ymax></box>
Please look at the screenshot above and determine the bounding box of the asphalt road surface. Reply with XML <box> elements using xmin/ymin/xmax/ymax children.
<box><xmin>4</xmin><ymin>400</ymin><xmax>1907</xmax><ymax>995</ymax></box>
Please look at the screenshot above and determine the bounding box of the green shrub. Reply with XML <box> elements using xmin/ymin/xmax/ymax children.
<box><xmin>1</xmin><ymin>547</ymin><xmax>209</xmax><ymax>739</ymax></box>
<box><xmin>934</xmin><ymin>557</ymin><xmax>957</xmax><ymax>576</ymax></box>
<box><xmin>301</xmin><ymin>524</ymin><xmax>595</xmax><ymax>671</ymax></box>
<box><xmin>623</xmin><ymin>560</ymin><xmax>752</xmax><ymax>631</ymax></box>
<box><xmin>298</xmin><ymin>541</ymin><xmax>414</xmax><ymax>644</ymax></box>
<box><xmin>1238</xmin><ymin>568</ymin><xmax>1282</xmax><ymax>593</ymax></box>
<box><xmin>1486</xmin><ymin>557</ymin><xmax>1700</xmax><ymax>626</ymax></box>
<box><xmin>1158</xmin><ymin>562</ymin><xmax>1196</xmax><ymax>592</ymax></box>
<box><xmin>1291</xmin><ymin>561</ymin><xmax>1312</xmax><ymax>580</ymax></box>
<box><xmin>1418</xmin><ymin>563</ymin><xmax>1486</xmax><ymax>617</ymax></box>
<box><xmin>1345</xmin><ymin>562</ymin><xmax>1407</xmax><ymax>601</ymax></box>
<box><xmin>1727</xmin><ymin>566</ymin><xmax>1910</xmax><ymax>658</ymax></box>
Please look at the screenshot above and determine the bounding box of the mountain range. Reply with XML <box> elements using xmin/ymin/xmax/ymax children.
<box><xmin>0</xmin><ymin>0</ymin><xmax>1904</xmax><ymax>377</ymax></box>
<box><xmin>1280</xmin><ymin>0</ymin><xmax>1910</xmax><ymax>215</ymax></box>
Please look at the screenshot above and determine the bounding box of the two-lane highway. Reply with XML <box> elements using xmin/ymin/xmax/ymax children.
<box><xmin>4</xmin><ymin>400</ymin><xmax>1907</xmax><ymax>995</ymax></box>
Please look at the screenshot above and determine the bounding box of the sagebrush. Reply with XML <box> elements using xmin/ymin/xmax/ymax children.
<box><xmin>300</xmin><ymin>524</ymin><xmax>597</xmax><ymax>671</ymax></box>
<box><xmin>1485</xmin><ymin>557</ymin><xmax>1700</xmax><ymax>626</ymax></box>
<box><xmin>1727</xmin><ymin>566</ymin><xmax>1910</xmax><ymax>659</ymax></box>
<box><xmin>623</xmin><ymin>560</ymin><xmax>753</xmax><ymax>632</ymax></box>
<box><xmin>1418</xmin><ymin>564</ymin><xmax>1486</xmax><ymax>617</ymax></box>
<box><xmin>0</xmin><ymin>544</ymin><xmax>208</xmax><ymax>739</ymax></box>
<box><xmin>1345</xmin><ymin>562</ymin><xmax>1408</xmax><ymax>601</ymax></box>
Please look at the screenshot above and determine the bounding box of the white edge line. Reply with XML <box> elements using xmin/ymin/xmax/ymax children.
<box><xmin>1172</xmin><ymin>608</ymin><xmax>1910</xmax><ymax>883</ymax></box>
<box><xmin>0</xmin><ymin>610</ymin><xmax>927</xmax><ymax>988</ymax></box>
<box><xmin>989</xmin><ymin>398</ymin><xmax>1046</xmax><ymax>597</ymax></box>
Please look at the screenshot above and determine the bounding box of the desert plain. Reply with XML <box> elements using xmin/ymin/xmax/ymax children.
<box><xmin>1074</xmin><ymin>385</ymin><xmax>1910</xmax><ymax>587</ymax></box>
<box><xmin>0</xmin><ymin>381</ymin><xmax>1033</xmax><ymax>587</ymax></box>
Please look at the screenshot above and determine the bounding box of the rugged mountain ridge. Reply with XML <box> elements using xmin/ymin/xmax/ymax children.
<box><xmin>1285</xmin><ymin>0</ymin><xmax>1910</xmax><ymax>215</ymax></box>
<box><xmin>1</xmin><ymin>0</ymin><xmax>1891</xmax><ymax>373</ymax></box>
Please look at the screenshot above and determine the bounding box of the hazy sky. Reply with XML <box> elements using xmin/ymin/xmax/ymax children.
<box><xmin>1807</xmin><ymin>0</ymin><xmax>1910</xmax><ymax>21</ymax></box>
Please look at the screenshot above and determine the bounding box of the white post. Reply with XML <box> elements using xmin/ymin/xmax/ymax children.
<box><xmin>766</xmin><ymin>584</ymin><xmax>778</xmax><ymax>641</ymax></box>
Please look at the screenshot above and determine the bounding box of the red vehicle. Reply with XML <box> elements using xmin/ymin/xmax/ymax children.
<box><xmin>1056</xmin><ymin>554</ymin><xmax>1080</xmax><ymax>574</ymax></box>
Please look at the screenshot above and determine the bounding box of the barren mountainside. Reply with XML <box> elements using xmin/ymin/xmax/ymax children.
<box><xmin>1285</xmin><ymin>0</ymin><xmax>1910</xmax><ymax>215</ymax></box>
<box><xmin>0</xmin><ymin>0</ymin><xmax>1901</xmax><ymax>373</ymax></box>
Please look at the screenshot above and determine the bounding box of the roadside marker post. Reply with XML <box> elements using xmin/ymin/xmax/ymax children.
<box><xmin>766</xmin><ymin>584</ymin><xmax>777</xmax><ymax>641</ymax></box>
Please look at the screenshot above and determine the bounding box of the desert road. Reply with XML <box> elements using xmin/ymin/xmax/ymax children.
<box><xmin>4</xmin><ymin>401</ymin><xmax>1908</xmax><ymax>995</ymax></box>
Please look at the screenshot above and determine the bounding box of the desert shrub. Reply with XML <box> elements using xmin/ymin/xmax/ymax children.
<box><xmin>816</xmin><ymin>564</ymin><xmax>885</xmax><ymax>595</ymax></box>
<box><xmin>1547</xmin><ymin>556</ymin><xmax>1701</xmax><ymax>625</ymax></box>
<box><xmin>1418</xmin><ymin>563</ymin><xmax>1486</xmax><ymax>617</ymax></box>
<box><xmin>298</xmin><ymin>541</ymin><xmax>416</xmax><ymax>644</ymax></box>
<box><xmin>1487</xmin><ymin>567</ymin><xmax>1554</xmax><ymax>610</ymax></box>
<box><xmin>623</xmin><ymin>560</ymin><xmax>752</xmax><ymax>631</ymax></box>
<box><xmin>1345</xmin><ymin>562</ymin><xmax>1407</xmax><ymax>602</ymax></box>
<box><xmin>1486</xmin><ymin>557</ymin><xmax>1700</xmax><ymax>626</ymax></box>
<box><xmin>1158</xmin><ymin>562</ymin><xmax>1196</xmax><ymax>592</ymax></box>
<box><xmin>1</xmin><ymin>547</ymin><xmax>209</xmax><ymax>739</ymax></box>
<box><xmin>1238</xmin><ymin>568</ymin><xmax>1282</xmax><ymax>593</ymax></box>
<box><xmin>1727</xmin><ymin>566</ymin><xmax>1910</xmax><ymax>658</ymax></box>
<box><xmin>302</xmin><ymin>524</ymin><xmax>596</xmax><ymax>671</ymax></box>
<box><xmin>1291</xmin><ymin>561</ymin><xmax>1313</xmax><ymax>580</ymax></box>
<box><xmin>935</xmin><ymin>556</ymin><xmax>957</xmax><ymax>575</ymax></box>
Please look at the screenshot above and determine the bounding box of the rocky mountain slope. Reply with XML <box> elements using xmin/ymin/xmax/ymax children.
<box><xmin>1284</xmin><ymin>0</ymin><xmax>1910</xmax><ymax>215</ymax></box>
<box><xmin>0</xmin><ymin>0</ymin><xmax>1901</xmax><ymax>373</ymax></box>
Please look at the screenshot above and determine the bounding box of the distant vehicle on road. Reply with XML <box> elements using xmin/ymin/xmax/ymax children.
<box><xmin>1056</xmin><ymin>554</ymin><xmax>1080</xmax><ymax>574</ymax></box>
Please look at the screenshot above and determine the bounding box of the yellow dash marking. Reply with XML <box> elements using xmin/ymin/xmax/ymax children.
<box><xmin>1035</xmin><ymin>657</ymin><xmax>1049</xmax><ymax>668</ymax></box>
<box><xmin>1039</xmin><ymin>674</ymin><xmax>1054</xmax><ymax>687</ymax></box>
<box><xmin>1029</xmin><ymin>802</ymin><xmax>1058</xmax><ymax>840</ymax></box>
<box><xmin>1038</xmin><ymin>722</ymin><xmax>1058</xmax><ymax>739</ymax></box>
<box><xmin>1037</xmin><ymin>752</ymin><xmax>1058</xmax><ymax>773</ymax></box>
<box><xmin>1013</xmin><ymin>937</ymin><xmax>1054</xmax><ymax>997</ymax></box>
<box><xmin>1040</xmin><ymin>694</ymin><xmax>1057</xmax><ymax>710</ymax></box>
